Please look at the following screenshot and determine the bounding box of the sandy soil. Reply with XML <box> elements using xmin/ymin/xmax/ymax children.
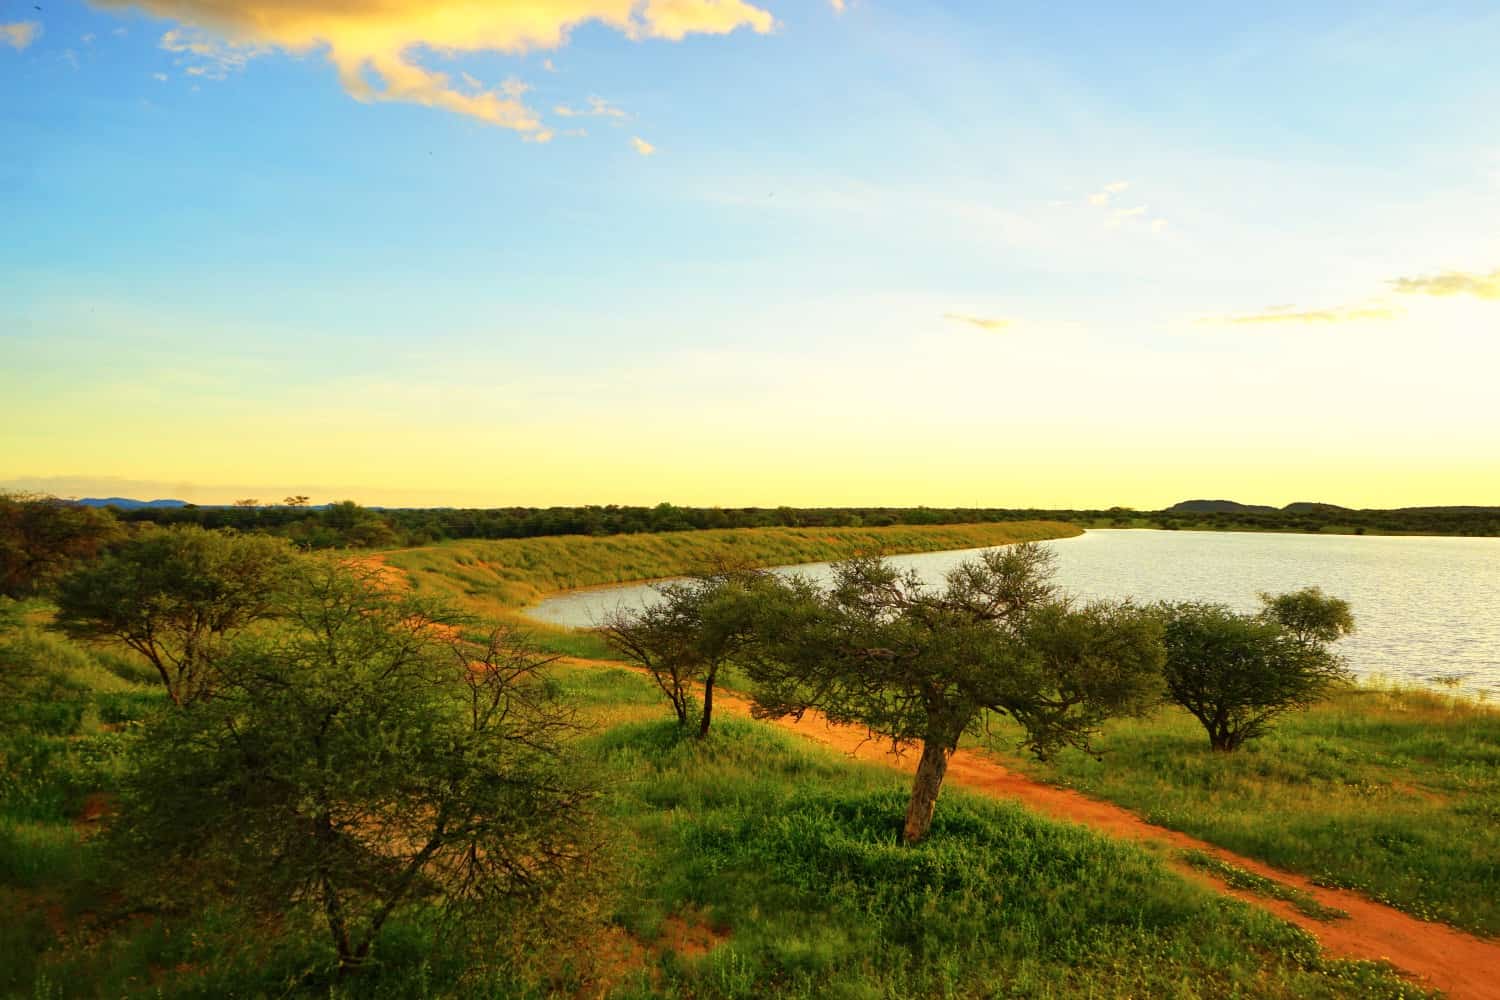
<box><xmin>568</xmin><ymin>658</ymin><xmax>1500</xmax><ymax>999</ymax></box>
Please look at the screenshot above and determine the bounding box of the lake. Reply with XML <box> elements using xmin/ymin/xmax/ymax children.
<box><xmin>526</xmin><ymin>529</ymin><xmax>1500</xmax><ymax>697</ymax></box>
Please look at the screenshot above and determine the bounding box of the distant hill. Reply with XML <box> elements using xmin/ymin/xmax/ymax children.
<box><xmin>1281</xmin><ymin>502</ymin><xmax>1353</xmax><ymax>514</ymax></box>
<box><xmin>1167</xmin><ymin>499</ymin><xmax>1279</xmax><ymax>514</ymax></box>
<box><xmin>76</xmin><ymin>497</ymin><xmax>189</xmax><ymax>509</ymax></box>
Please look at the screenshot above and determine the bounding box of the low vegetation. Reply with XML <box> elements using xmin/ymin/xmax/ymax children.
<box><xmin>2</xmin><ymin>638</ymin><xmax>1430</xmax><ymax>997</ymax></box>
<box><xmin>987</xmin><ymin>685</ymin><xmax>1500</xmax><ymax>935</ymax></box>
<box><xmin>1180</xmin><ymin>851</ymin><xmax>1350</xmax><ymax>923</ymax></box>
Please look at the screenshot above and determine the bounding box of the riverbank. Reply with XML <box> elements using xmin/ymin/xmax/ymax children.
<box><xmin>381</xmin><ymin>521</ymin><xmax>1081</xmax><ymax>656</ymax></box>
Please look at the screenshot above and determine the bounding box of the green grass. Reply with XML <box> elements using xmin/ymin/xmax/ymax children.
<box><xmin>3</xmin><ymin>625</ymin><xmax>1433</xmax><ymax>998</ymax></box>
<box><xmin>983</xmin><ymin>683</ymin><xmax>1500</xmax><ymax>936</ymax></box>
<box><xmin>586</xmin><ymin>711</ymin><xmax>1424</xmax><ymax>999</ymax></box>
<box><xmin>1180</xmin><ymin>851</ymin><xmax>1349</xmax><ymax>923</ymax></box>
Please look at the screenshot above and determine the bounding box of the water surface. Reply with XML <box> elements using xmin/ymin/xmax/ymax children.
<box><xmin>527</xmin><ymin>529</ymin><xmax>1500</xmax><ymax>696</ymax></box>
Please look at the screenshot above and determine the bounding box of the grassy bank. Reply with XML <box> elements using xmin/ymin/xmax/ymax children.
<box><xmin>385</xmin><ymin>521</ymin><xmax>1080</xmax><ymax>612</ymax></box>
<box><xmin>3</xmin><ymin>627</ymin><xmax>1429</xmax><ymax>998</ymax></box>
<box><xmin>383</xmin><ymin>521</ymin><xmax>1079</xmax><ymax>657</ymax></box>
<box><xmin>983</xmin><ymin>684</ymin><xmax>1500</xmax><ymax>937</ymax></box>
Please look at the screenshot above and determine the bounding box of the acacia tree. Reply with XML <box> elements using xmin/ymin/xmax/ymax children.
<box><xmin>599</xmin><ymin>567</ymin><xmax>765</xmax><ymax>736</ymax></box>
<box><xmin>745</xmin><ymin>544</ymin><xmax>1164</xmax><ymax>843</ymax></box>
<box><xmin>113</xmin><ymin>560</ymin><xmax>599</xmax><ymax>978</ymax></box>
<box><xmin>0</xmin><ymin>492</ymin><xmax>122</xmax><ymax>598</ymax></box>
<box><xmin>53</xmin><ymin>526</ymin><xmax>297</xmax><ymax>704</ymax></box>
<box><xmin>1160</xmin><ymin>588</ymin><xmax>1353</xmax><ymax>751</ymax></box>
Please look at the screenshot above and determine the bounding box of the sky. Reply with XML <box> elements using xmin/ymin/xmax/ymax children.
<box><xmin>3</xmin><ymin>1</ymin><xmax>1499</xmax><ymax>509</ymax></box>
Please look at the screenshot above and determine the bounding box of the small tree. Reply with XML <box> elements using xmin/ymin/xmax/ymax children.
<box><xmin>745</xmin><ymin>544</ymin><xmax>1164</xmax><ymax>843</ymax></box>
<box><xmin>53</xmin><ymin>526</ymin><xmax>297</xmax><ymax>704</ymax></box>
<box><xmin>1159</xmin><ymin>588</ymin><xmax>1353</xmax><ymax>751</ymax></box>
<box><xmin>113</xmin><ymin>560</ymin><xmax>598</xmax><ymax>978</ymax></box>
<box><xmin>599</xmin><ymin>567</ymin><xmax>764</xmax><ymax>736</ymax></box>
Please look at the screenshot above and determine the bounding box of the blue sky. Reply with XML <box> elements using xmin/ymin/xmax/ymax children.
<box><xmin>3</xmin><ymin>1</ymin><xmax>1499</xmax><ymax>507</ymax></box>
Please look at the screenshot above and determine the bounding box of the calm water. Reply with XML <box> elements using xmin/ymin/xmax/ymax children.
<box><xmin>527</xmin><ymin>530</ymin><xmax>1500</xmax><ymax>697</ymax></box>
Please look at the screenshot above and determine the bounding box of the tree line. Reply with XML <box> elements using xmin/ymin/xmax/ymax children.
<box><xmin>6</xmin><ymin>492</ymin><xmax>1496</xmax><ymax>592</ymax></box>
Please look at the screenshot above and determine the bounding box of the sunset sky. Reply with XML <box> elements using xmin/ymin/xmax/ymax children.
<box><xmin>3</xmin><ymin>1</ymin><xmax>1498</xmax><ymax>508</ymax></box>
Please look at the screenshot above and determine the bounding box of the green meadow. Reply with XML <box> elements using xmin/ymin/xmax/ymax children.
<box><xmin>981</xmin><ymin>684</ymin><xmax>1500</xmax><ymax>936</ymax></box>
<box><xmin>1</xmin><ymin>633</ymin><xmax>1429</xmax><ymax>999</ymax></box>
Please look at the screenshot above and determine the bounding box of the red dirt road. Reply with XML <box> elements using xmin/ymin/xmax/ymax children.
<box><xmin>572</xmin><ymin>660</ymin><xmax>1500</xmax><ymax>999</ymax></box>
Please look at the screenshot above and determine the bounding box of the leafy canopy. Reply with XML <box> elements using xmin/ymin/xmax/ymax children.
<box><xmin>52</xmin><ymin>526</ymin><xmax>297</xmax><ymax>704</ymax></box>
<box><xmin>744</xmin><ymin>544</ymin><xmax>1164</xmax><ymax>841</ymax></box>
<box><xmin>112</xmin><ymin>559</ymin><xmax>599</xmax><ymax>977</ymax></box>
<box><xmin>599</xmin><ymin>565</ymin><xmax>767</xmax><ymax>736</ymax></box>
<box><xmin>1160</xmin><ymin>588</ymin><xmax>1354</xmax><ymax>751</ymax></box>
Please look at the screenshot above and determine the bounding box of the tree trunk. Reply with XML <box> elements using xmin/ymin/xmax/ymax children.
<box><xmin>902</xmin><ymin>737</ymin><xmax>953</xmax><ymax>844</ymax></box>
<box><xmin>698</xmin><ymin>666</ymin><xmax>716</xmax><ymax>738</ymax></box>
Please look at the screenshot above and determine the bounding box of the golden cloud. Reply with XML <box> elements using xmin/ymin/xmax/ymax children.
<box><xmin>1199</xmin><ymin>304</ymin><xmax>1403</xmax><ymax>326</ymax></box>
<box><xmin>94</xmin><ymin>0</ymin><xmax>776</xmax><ymax>135</ymax></box>
<box><xmin>944</xmin><ymin>312</ymin><xmax>1011</xmax><ymax>332</ymax></box>
<box><xmin>631</xmin><ymin>135</ymin><xmax>656</xmax><ymax>155</ymax></box>
<box><xmin>1</xmin><ymin>21</ymin><xmax>41</xmax><ymax>50</ymax></box>
<box><xmin>1390</xmin><ymin>268</ymin><xmax>1500</xmax><ymax>301</ymax></box>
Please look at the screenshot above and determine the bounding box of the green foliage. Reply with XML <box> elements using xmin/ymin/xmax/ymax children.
<box><xmin>110</xmin><ymin>560</ymin><xmax>600</xmax><ymax>977</ymax></box>
<box><xmin>600</xmin><ymin>567</ymin><xmax>770</xmax><ymax>736</ymax></box>
<box><xmin>1160</xmin><ymin>590</ymin><xmax>1353</xmax><ymax>751</ymax></box>
<box><xmin>745</xmin><ymin>544</ymin><xmax>1164</xmax><ymax>842</ymax></box>
<box><xmin>0</xmin><ymin>493</ymin><xmax>123</xmax><ymax>599</ymax></box>
<box><xmin>53</xmin><ymin>525</ymin><xmax>298</xmax><ymax>704</ymax></box>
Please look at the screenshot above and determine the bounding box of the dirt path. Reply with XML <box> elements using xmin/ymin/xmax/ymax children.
<box><xmin>569</xmin><ymin>658</ymin><xmax>1500</xmax><ymax>999</ymax></box>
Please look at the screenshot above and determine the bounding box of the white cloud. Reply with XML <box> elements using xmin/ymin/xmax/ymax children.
<box><xmin>161</xmin><ymin>27</ymin><xmax>260</xmax><ymax>80</ymax></box>
<box><xmin>555</xmin><ymin>95</ymin><xmax>627</xmax><ymax>119</ymax></box>
<box><xmin>1</xmin><ymin>21</ymin><xmax>40</xmax><ymax>51</ymax></box>
<box><xmin>631</xmin><ymin>135</ymin><xmax>656</xmax><ymax>156</ymax></box>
